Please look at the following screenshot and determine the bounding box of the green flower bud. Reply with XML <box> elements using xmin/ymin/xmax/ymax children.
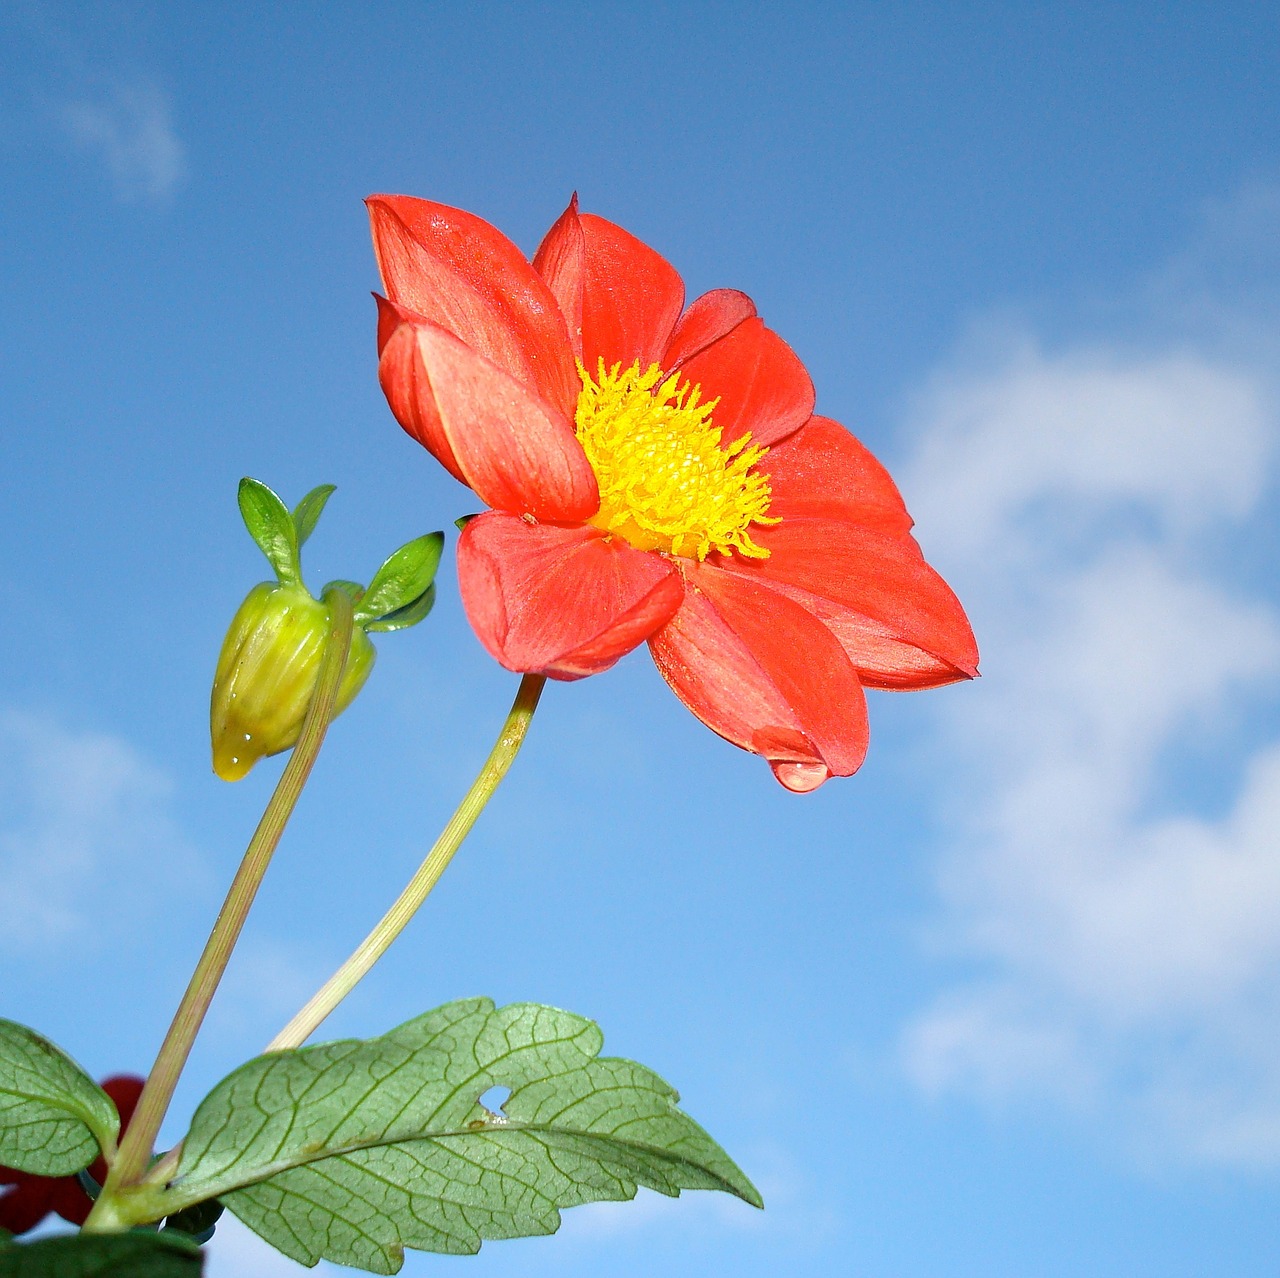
<box><xmin>210</xmin><ymin>478</ymin><xmax>443</xmax><ymax>781</ymax></box>
<box><xmin>211</xmin><ymin>583</ymin><xmax>376</xmax><ymax>781</ymax></box>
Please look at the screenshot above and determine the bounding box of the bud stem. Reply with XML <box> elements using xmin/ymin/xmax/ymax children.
<box><xmin>264</xmin><ymin>672</ymin><xmax>546</xmax><ymax>1052</ymax></box>
<box><xmin>89</xmin><ymin>591</ymin><xmax>355</xmax><ymax>1217</ymax></box>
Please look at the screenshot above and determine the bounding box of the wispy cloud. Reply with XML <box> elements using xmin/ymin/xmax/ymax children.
<box><xmin>897</xmin><ymin>185</ymin><xmax>1280</xmax><ymax>1166</ymax></box>
<box><xmin>59</xmin><ymin>79</ymin><xmax>186</xmax><ymax>204</ymax></box>
<box><xmin>0</xmin><ymin>709</ymin><xmax>202</xmax><ymax>955</ymax></box>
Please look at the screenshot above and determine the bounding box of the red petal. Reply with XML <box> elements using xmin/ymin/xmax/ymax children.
<box><xmin>763</xmin><ymin>415</ymin><xmax>915</xmax><ymax>534</ymax></box>
<box><xmin>531</xmin><ymin>194</ymin><xmax>585</xmax><ymax>359</ymax></box>
<box><xmin>664</xmin><ymin>289</ymin><xmax>757</xmax><ymax>367</ymax></box>
<box><xmin>99</xmin><ymin>1076</ymin><xmax>145</xmax><ymax>1130</ymax></box>
<box><xmin>534</xmin><ymin>199</ymin><xmax>685</xmax><ymax>374</ymax></box>
<box><xmin>367</xmin><ymin>195</ymin><xmax>578</xmax><ymax>418</ymax></box>
<box><xmin>0</xmin><ymin>1171</ymin><xmax>59</xmax><ymax>1235</ymax></box>
<box><xmin>649</xmin><ymin>563</ymin><xmax>868</xmax><ymax>790</ymax></box>
<box><xmin>83</xmin><ymin>1076</ymin><xmax>147</xmax><ymax>1192</ymax></box>
<box><xmin>378</xmin><ymin>311</ymin><xmax>599</xmax><ymax>522</ymax></box>
<box><xmin>675</xmin><ymin>316</ymin><xmax>815</xmax><ymax>448</ymax></box>
<box><xmin>731</xmin><ymin>517</ymin><xmax>979</xmax><ymax>689</ymax></box>
<box><xmin>457</xmin><ymin>513</ymin><xmax>684</xmax><ymax>679</ymax></box>
<box><xmin>49</xmin><ymin>1173</ymin><xmax>94</xmax><ymax>1226</ymax></box>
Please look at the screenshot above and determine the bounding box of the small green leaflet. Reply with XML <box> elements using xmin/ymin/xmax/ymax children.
<box><xmin>171</xmin><ymin>999</ymin><xmax>760</xmax><ymax>1274</ymax></box>
<box><xmin>355</xmin><ymin>533</ymin><xmax>444</xmax><ymax>627</ymax></box>
<box><xmin>0</xmin><ymin>1232</ymin><xmax>202</xmax><ymax>1277</ymax></box>
<box><xmin>237</xmin><ymin>478</ymin><xmax>300</xmax><ymax>585</ymax></box>
<box><xmin>290</xmin><ymin>483</ymin><xmax>336</xmax><ymax>548</ymax></box>
<box><xmin>364</xmin><ymin>583</ymin><xmax>435</xmax><ymax>633</ymax></box>
<box><xmin>0</xmin><ymin>1021</ymin><xmax>119</xmax><ymax>1177</ymax></box>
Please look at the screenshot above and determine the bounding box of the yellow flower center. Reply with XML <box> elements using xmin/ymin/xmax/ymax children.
<box><xmin>574</xmin><ymin>360</ymin><xmax>779</xmax><ymax>560</ymax></box>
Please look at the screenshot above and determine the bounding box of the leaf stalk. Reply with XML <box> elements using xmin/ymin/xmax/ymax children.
<box><xmin>264</xmin><ymin>672</ymin><xmax>546</xmax><ymax>1052</ymax></box>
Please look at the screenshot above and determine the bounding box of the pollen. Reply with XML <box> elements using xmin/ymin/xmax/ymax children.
<box><xmin>574</xmin><ymin>360</ymin><xmax>779</xmax><ymax>560</ymax></box>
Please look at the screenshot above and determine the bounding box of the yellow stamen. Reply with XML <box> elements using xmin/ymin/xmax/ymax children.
<box><xmin>574</xmin><ymin>360</ymin><xmax>779</xmax><ymax>560</ymax></box>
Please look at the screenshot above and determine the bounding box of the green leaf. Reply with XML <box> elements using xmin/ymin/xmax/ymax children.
<box><xmin>237</xmin><ymin>478</ymin><xmax>300</xmax><ymax>585</ymax></box>
<box><xmin>291</xmin><ymin>484</ymin><xmax>336</xmax><ymax>547</ymax></box>
<box><xmin>173</xmin><ymin>999</ymin><xmax>760</xmax><ymax>1274</ymax></box>
<box><xmin>0</xmin><ymin>1021</ymin><xmax>119</xmax><ymax>1177</ymax></box>
<box><xmin>364</xmin><ymin>583</ymin><xmax>435</xmax><ymax>633</ymax></box>
<box><xmin>354</xmin><ymin>534</ymin><xmax>444</xmax><ymax>626</ymax></box>
<box><xmin>0</xmin><ymin>1232</ymin><xmax>202</xmax><ymax>1277</ymax></box>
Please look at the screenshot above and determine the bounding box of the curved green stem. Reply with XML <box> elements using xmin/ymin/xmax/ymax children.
<box><xmin>265</xmin><ymin>672</ymin><xmax>546</xmax><ymax>1052</ymax></box>
<box><xmin>89</xmin><ymin>592</ymin><xmax>354</xmax><ymax>1218</ymax></box>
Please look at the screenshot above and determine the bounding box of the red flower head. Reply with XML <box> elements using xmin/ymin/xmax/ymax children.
<box><xmin>0</xmin><ymin>1075</ymin><xmax>144</xmax><ymax>1235</ymax></box>
<box><xmin>370</xmin><ymin>195</ymin><xmax>978</xmax><ymax>791</ymax></box>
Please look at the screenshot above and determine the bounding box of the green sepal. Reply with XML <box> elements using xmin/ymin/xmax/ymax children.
<box><xmin>169</xmin><ymin>998</ymin><xmax>760</xmax><ymax>1273</ymax></box>
<box><xmin>354</xmin><ymin>533</ymin><xmax>444</xmax><ymax>627</ymax></box>
<box><xmin>454</xmin><ymin>513</ymin><xmax>479</xmax><ymax>531</ymax></box>
<box><xmin>0</xmin><ymin>1021</ymin><xmax>119</xmax><ymax>1178</ymax></box>
<box><xmin>237</xmin><ymin>479</ymin><xmax>300</xmax><ymax>586</ymax></box>
<box><xmin>321</xmin><ymin>580</ymin><xmax>365</xmax><ymax>603</ymax></box>
<box><xmin>0</xmin><ymin>1232</ymin><xmax>202</xmax><ymax>1277</ymax></box>
<box><xmin>364</xmin><ymin>583</ymin><xmax>435</xmax><ymax>633</ymax></box>
<box><xmin>291</xmin><ymin>484</ymin><xmax>336</xmax><ymax>548</ymax></box>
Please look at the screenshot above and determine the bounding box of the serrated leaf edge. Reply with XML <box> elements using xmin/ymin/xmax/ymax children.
<box><xmin>164</xmin><ymin>999</ymin><xmax>760</xmax><ymax>1214</ymax></box>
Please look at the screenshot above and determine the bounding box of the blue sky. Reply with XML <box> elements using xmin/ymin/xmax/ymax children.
<box><xmin>2</xmin><ymin>2</ymin><xmax>1279</xmax><ymax>1274</ymax></box>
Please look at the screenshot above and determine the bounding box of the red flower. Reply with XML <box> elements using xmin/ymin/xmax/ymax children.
<box><xmin>370</xmin><ymin>195</ymin><xmax>978</xmax><ymax>791</ymax></box>
<box><xmin>0</xmin><ymin>1075</ymin><xmax>144</xmax><ymax>1235</ymax></box>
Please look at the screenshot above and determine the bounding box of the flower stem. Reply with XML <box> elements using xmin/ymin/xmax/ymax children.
<box><xmin>264</xmin><ymin>672</ymin><xmax>546</xmax><ymax>1052</ymax></box>
<box><xmin>93</xmin><ymin>591</ymin><xmax>354</xmax><ymax>1208</ymax></box>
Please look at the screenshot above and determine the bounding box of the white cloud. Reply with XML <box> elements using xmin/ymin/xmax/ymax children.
<box><xmin>0</xmin><ymin>709</ymin><xmax>202</xmax><ymax>954</ymax></box>
<box><xmin>906</xmin><ymin>342</ymin><xmax>1271</xmax><ymax>563</ymax></box>
<box><xmin>59</xmin><ymin>80</ymin><xmax>186</xmax><ymax>204</ymax></box>
<box><xmin>897</xmin><ymin>214</ymin><xmax>1280</xmax><ymax>1165</ymax></box>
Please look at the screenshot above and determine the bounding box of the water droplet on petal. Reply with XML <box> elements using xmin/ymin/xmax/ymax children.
<box><xmin>769</xmin><ymin>759</ymin><xmax>830</xmax><ymax>793</ymax></box>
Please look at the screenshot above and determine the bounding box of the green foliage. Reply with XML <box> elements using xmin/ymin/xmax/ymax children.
<box><xmin>0</xmin><ymin>1232</ymin><xmax>202</xmax><ymax>1277</ymax></box>
<box><xmin>356</xmin><ymin>533</ymin><xmax>444</xmax><ymax>627</ymax></box>
<box><xmin>235</xmin><ymin>478</ymin><xmax>441</xmax><ymax>635</ymax></box>
<box><xmin>172</xmin><ymin>999</ymin><xmax>760</xmax><ymax>1273</ymax></box>
<box><xmin>236</xmin><ymin>478</ymin><xmax>300</xmax><ymax>585</ymax></box>
<box><xmin>0</xmin><ymin>1021</ymin><xmax>118</xmax><ymax>1177</ymax></box>
<box><xmin>290</xmin><ymin>483</ymin><xmax>336</xmax><ymax>547</ymax></box>
<box><xmin>364</xmin><ymin>583</ymin><xmax>436</xmax><ymax>633</ymax></box>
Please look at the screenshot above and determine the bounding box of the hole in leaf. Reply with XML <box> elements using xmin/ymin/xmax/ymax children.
<box><xmin>478</xmin><ymin>1085</ymin><xmax>511</xmax><ymax>1116</ymax></box>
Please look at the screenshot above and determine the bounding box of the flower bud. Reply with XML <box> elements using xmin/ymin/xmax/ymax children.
<box><xmin>210</xmin><ymin>582</ymin><xmax>376</xmax><ymax>781</ymax></box>
<box><xmin>211</xmin><ymin>478</ymin><xmax>442</xmax><ymax>780</ymax></box>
